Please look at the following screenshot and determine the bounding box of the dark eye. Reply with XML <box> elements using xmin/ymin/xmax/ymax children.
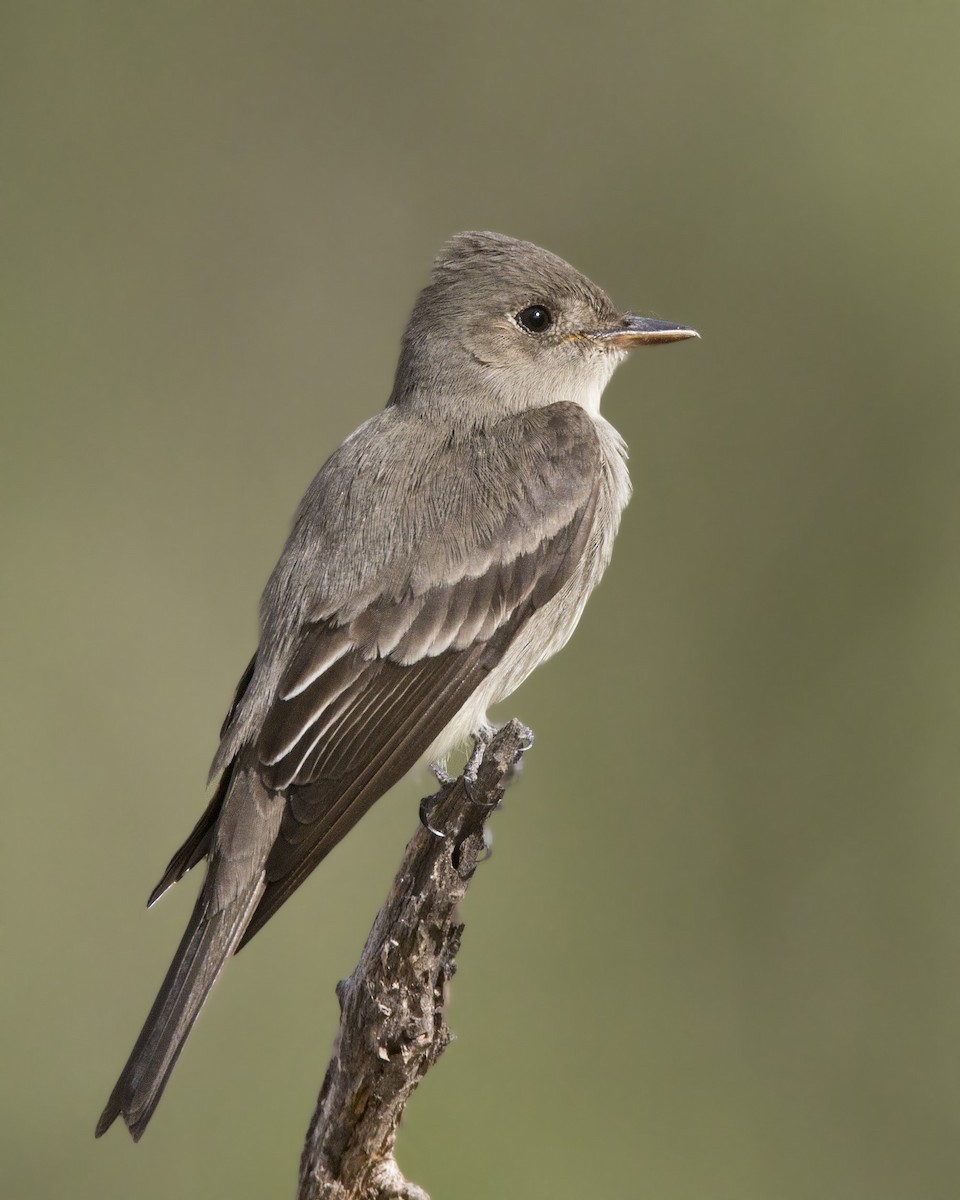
<box><xmin>516</xmin><ymin>305</ymin><xmax>553</xmax><ymax>334</ymax></box>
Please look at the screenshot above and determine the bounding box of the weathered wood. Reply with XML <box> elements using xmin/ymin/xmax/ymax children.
<box><xmin>297</xmin><ymin>720</ymin><xmax>532</xmax><ymax>1200</ymax></box>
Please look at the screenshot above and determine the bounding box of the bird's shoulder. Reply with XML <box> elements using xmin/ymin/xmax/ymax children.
<box><xmin>275</xmin><ymin>401</ymin><xmax>603</xmax><ymax>621</ymax></box>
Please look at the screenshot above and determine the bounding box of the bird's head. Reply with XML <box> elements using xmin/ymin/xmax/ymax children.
<box><xmin>391</xmin><ymin>231</ymin><xmax>697</xmax><ymax>418</ymax></box>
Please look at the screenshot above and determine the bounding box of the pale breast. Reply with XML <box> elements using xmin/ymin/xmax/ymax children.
<box><xmin>428</xmin><ymin>415</ymin><xmax>631</xmax><ymax>762</ymax></box>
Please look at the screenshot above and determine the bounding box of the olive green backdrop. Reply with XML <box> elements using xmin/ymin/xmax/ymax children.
<box><xmin>4</xmin><ymin>3</ymin><xmax>959</xmax><ymax>1198</ymax></box>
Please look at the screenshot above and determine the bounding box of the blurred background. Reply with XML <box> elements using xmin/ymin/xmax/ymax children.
<box><xmin>4</xmin><ymin>3</ymin><xmax>959</xmax><ymax>1197</ymax></box>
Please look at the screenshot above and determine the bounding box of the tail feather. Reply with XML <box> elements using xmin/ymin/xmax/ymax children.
<box><xmin>95</xmin><ymin>878</ymin><xmax>264</xmax><ymax>1141</ymax></box>
<box><xmin>147</xmin><ymin>766</ymin><xmax>233</xmax><ymax>909</ymax></box>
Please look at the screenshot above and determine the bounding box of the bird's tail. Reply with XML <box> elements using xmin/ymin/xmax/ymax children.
<box><xmin>94</xmin><ymin>876</ymin><xmax>264</xmax><ymax>1141</ymax></box>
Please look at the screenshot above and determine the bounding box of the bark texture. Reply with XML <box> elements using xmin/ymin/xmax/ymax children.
<box><xmin>297</xmin><ymin>720</ymin><xmax>532</xmax><ymax>1200</ymax></box>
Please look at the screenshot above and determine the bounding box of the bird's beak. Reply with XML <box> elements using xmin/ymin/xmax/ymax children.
<box><xmin>594</xmin><ymin>315</ymin><xmax>700</xmax><ymax>349</ymax></box>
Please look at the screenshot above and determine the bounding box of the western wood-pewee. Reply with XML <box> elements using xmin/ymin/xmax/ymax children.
<box><xmin>96</xmin><ymin>231</ymin><xmax>697</xmax><ymax>1140</ymax></box>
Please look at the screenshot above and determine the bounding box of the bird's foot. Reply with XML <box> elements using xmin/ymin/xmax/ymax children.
<box><xmin>419</xmin><ymin>789</ymin><xmax>448</xmax><ymax>838</ymax></box>
<box><xmin>463</xmin><ymin>729</ymin><xmax>498</xmax><ymax>808</ymax></box>
<box><xmin>429</xmin><ymin>759</ymin><xmax>456</xmax><ymax>787</ymax></box>
<box><xmin>501</xmin><ymin>722</ymin><xmax>535</xmax><ymax>787</ymax></box>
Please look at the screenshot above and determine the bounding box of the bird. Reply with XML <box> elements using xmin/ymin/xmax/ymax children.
<box><xmin>95</xmin><ymin>230</ymin><xmax>698</xmax><ymax>1141</ymax></box>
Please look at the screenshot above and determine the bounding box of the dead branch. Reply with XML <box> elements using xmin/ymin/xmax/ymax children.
<box><xmin>297</xmin><ymin>719</ymin><xmax>532</xmax><ymax>1200</ymax></box>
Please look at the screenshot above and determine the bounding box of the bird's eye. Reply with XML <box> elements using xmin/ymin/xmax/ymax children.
<box><xmin>516</xmin><ymin>305</ymin><xmax>553</xmax><ymax>334</ymax></box>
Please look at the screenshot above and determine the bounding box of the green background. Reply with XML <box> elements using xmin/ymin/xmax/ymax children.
<box><xmin>5</xmin><ymin>4</ymin><xmax>959</xmax><ymax>1197</ymax></box>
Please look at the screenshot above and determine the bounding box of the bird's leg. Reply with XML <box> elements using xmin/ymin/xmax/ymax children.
<box><xmin>453</xmin><ymin>732</ymin><xmax>497</xmax><ymax>865</ymax></box>
<box><xmin>422</xmin><ymin>724</ymin><xmax>519</xmax><ymax>835</ymax></box>
<box><xmin>464</xmin><ymin>722</ymin><xmax>535</xmax><ymax>800</ymax></box>
<box><xmin>462</xmin><ymin>729</ymin><xmax>495</xmax><ymax>807</ymax></box>
<box><xmin>429</xmin><ymin>759</ymin><xmax>456</xmax><ymax>787</ymax></box>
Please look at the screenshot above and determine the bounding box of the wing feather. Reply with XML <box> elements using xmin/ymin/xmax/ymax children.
<box><xmin>239</xmin><ymin>628</ymin><xmax>512</xmax><ymax>946</ymax></box>
<box><xmin>259</xmin><ymin>650</ymin><xmax>367</xmax><ymax>768</ymax></box>
<box><xmin>205</xmin><ymin>401</ymin><xmax>608</xmax><ymax>947</ymax></box>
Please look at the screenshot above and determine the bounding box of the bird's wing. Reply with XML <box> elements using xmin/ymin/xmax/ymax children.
<box><xmin>233</xmin><ymin>401</ymin><xmax>603</xmax><ymax>945</ymax></box>
<box><xmin>148</xmin><ymin>655</ymin><xmax>258</xmax><ymax>906</ymax></box>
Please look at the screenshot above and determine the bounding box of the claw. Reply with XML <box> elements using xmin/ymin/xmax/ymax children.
<box><xmin>419</xmin><ymin>790</ymin><xmax>446</xmax><ymax>839</ymax></box>
<box><xmin>462</xmin><ymin>771</ymin><xmax>500</xmax><ymax>811</ymax></box>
